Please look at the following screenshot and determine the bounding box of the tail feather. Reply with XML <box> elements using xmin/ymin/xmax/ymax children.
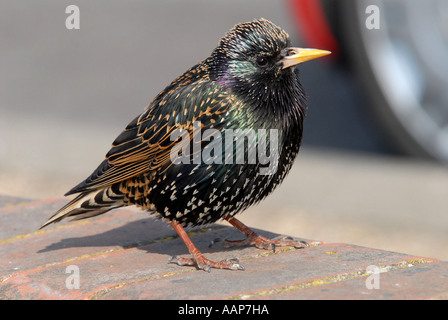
<box><xmin>40</xmin><ymin>186</ymin><xmax>125</xmax><ymax>229</ymax></box>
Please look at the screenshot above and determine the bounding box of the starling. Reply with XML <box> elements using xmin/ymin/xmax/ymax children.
<box><xmin>41</xmin><ymin>18</ymin><xmax>330</xmax><ymax>271</ymax></box>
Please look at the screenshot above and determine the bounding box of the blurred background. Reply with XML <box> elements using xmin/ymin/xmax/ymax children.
<box><xmin>1</xmin><ymin>0</ymin><xmax>447</xmax><ymax>260</ymax></box>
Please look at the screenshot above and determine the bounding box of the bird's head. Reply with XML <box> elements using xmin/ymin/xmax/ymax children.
<box><xmin>209</xmin><ymin>18</ymin><xmax>330</xmax><ymax>90</ymax></box>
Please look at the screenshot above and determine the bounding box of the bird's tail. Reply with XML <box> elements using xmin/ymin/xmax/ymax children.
<box><xmin>40</xmin><ymin>186</ymin><xmax>125</xmax><ymax>229</ymax></box>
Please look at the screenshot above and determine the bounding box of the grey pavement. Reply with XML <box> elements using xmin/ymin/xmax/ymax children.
<box><xmin>1</xmin><ymin>1</ymin><xmax>447</xmax><ymax>261</ymax></box>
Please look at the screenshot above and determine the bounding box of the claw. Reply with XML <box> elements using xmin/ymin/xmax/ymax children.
<box><xmin>167</xmin><ymin>255</ymin><xmax>176</xmax><ymax>264</ymax></box>
<box><xmin>298</xmin><ymin>240</ymin><xmax>309</xmax><ymax>248</ymax></box>
<box><xmin>226</xmin><ymin>258</ymin><xmax>245</xmax><ymax>270</ymax></box>
<box><xmin>230</xmin><ymin>263</ymin><xmax>245</xmax><ymax>271</ymax></box>
<box><xmin>209</xmin><ymin>238</ymin><xmax>222</xmax><ymax>248</ymax></box>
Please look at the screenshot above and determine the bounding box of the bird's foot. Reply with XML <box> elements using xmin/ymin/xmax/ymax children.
<box><xmin>211</xmin><ymin>234</ymin><xmax>308</xmax><ymax>252</ymax></box>
<box><xmin>216</xmin><ymin>216</ymin><xmax>309</xmax><ymax>252</ymax></box>
<box><xmin>168</xmin><ymin>254</ymin><xmax>245</xmax><ymax>272</ymax></box>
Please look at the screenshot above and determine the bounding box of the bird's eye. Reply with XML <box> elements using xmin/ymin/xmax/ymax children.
<box><xmin>256</xmin><ymin>56</ymin><xmax>268</xmax><ymax>67</ymax></box>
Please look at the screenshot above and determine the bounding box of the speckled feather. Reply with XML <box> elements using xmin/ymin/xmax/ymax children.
<box><xmin>41</xmin><ymin>18</ymin><xmax>307</xmax><ymax>229</ymax></box>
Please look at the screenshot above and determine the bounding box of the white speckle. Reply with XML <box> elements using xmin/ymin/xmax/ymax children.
<box><xmin>164</xmin><ymin>207</ymin><xmax>171</xmax><ymax>216</ymax></box>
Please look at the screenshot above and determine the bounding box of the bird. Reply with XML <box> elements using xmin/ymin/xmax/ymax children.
<box><xmin>41</xmin><ymin>18</ymin><xmax>330</xmax><ymax>272</ymax></box>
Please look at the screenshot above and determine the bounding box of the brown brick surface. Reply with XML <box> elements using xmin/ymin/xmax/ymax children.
<box><xmin>1</xmin><ymin>195</ymin><xmax>447</xmax><ymax>300</ymax></box>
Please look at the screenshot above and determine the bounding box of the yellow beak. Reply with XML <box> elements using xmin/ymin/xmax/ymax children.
<box><xmin>281</xmin><ymin>48</ymin><xmax>331</xmax><ymax>69</ymax></box>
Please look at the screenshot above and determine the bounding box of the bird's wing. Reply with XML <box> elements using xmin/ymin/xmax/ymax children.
<box><xmin>65</xmin><ymin>77</ymin><xmax>233</xmax><ymax>196</ymax></box>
